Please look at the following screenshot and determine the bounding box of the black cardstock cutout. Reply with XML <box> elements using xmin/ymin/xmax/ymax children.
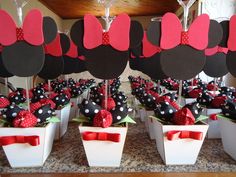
<box><xmin>160</xmin><ymin>45</ymin><xmax>206</xmax><ymax>80</ymax></box>
<box><xmin>204</xmin><ymin>53</ymin><xmax>228</xmax><ymax>77</ymax></box>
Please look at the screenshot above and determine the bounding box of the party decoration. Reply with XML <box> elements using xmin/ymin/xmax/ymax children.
<box><xmin>0</xmin><ymin>10</ymin><xmax>57</xmax><ymax>77</ymax></box>
<box><xmin>70</xmin><ymin>15</ymin><xmax>143</xmax><ymax>79</ymax></box>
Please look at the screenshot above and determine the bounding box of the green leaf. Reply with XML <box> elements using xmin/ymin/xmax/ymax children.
<box><xmin>217</xmin><ymin>114</ymin><xmax>236</xmax><ymax>123</ymax></box>
<box><xmin>47</xmin><ymin>117</ymin><xmax>60</xmax><ymax>123</ymax></box>
<box><xmin>137</xmin><ymin>104</ymin><xmax>145</xmax><ymax>109</ymax></box>
<box><xmin>114</xmin><ymin>116</ymin><xmax>136</xmax><ymax>125</ymax></box>
<box><xmin>195</xmin><ymin>115</ymin><xmax>208</xmax><ymax>123</ymax></box>
<box><xmin>0</xmin><ymin>118</ymin><xmax>9</xmax><ymax>126</ymax></box>
<box><xmin>73</xmin><ymin>116</ymin><xmax>90</xmax><ymax>123</ymax></box>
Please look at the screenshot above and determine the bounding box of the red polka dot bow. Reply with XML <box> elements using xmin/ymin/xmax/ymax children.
<box><xmin>83</xmin><ymin>13</ymin><xmax>131</xmax><ymax>51</ymax></box>
<box><xmin>160</xmin><ymin>13</ymin><xmax>210</xmax><ymax>50</ymax></box>
<box><xmin>0</xmin><ymin>9</ymin><xmax>44</xmax><ymax>46</ymax></box>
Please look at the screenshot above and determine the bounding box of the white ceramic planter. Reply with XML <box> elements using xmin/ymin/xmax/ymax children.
<box><xmin>180</xmin><ymin>98</ymin><xmax>197</xmax><ymax>107</ymax></box>
<box><xmin>55</xmin><ymin>104</ymin><xmax>71</xmax><ymax>140</ymax></box>
<box><xmin>153</xmin><ymin>119</ymin><xmax>208</xmax><ymax>165</ymax></box>
<box><xmin>79</xmin><ymin>124</ymin><xmax>128</xmax><ymax>167</ymax></box>
<box><xmin>0</xmin><ymin>122</ymin><xmax>56</xmax><ymax>168</ymax></box>
<box><xmin>69</xmin><ymin>97</ymin><xmax>80</xmax><ymax>121</ymax></box>
<box><xmin>144</xmin><ymin>111</ymin><xmax>155</xmax><ymax>140</ymax></box>
<box><xmin>139</xmin><ymin>108</ymin><xmax>146</xmax><ymax>122</ymax></box>
<box><xmin>203</xmin><ymin>108</ymin><xmax>222</xmax><ymax>139</ymax></box>
<box><xmin>219</xmin><ymin>118</ymin><xmax>236</xmax><ymax>161</ymax></box>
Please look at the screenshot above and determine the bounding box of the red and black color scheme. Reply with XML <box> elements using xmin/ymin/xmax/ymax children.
<box><xmin>0</xmin><ymin>9</ymin><xmax>57</xmax><ymax>77</ymax></box>
<box><xmin>70</xmin><ymin>13</ymin><xmax>143</xmax><ymax>79</ymax></box>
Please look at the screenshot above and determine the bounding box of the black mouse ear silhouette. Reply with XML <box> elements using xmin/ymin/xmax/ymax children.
<box><xmin>43</xmin><ymin>16</ymin><xmax>58</xmax><ymax>44</ymax></box>
<box><xmin>146</xmin><ymin>21</ymin><xmax>161</xmax><ymax>46</ymax></box>
<box><xmin>129</xmin><ymin>20</ymin><xmax>144</xmax><ymax>49</ymax></box>
<box><xmin>60</xmin><ymin>33</ymin><xmax>70</xmax><ymax>54</ymax></box>
<box><xmin>0</xmin><ymin>51</ymin><xmax>13</xmax><ymax>78</ymax></box>
<box><xmin>208</xmin><ymin>20</ymin><xmax>223</xmax><ymax>48</ymax></box>
<box><xmin>70</xmin><ymin>20</ymin><xmax>84</xmax><ymax>49</ymax></box>
<box><xmin>219</xmin><ymin>21</ymin><xmax>229</xmax><ymax>47</ymax></box>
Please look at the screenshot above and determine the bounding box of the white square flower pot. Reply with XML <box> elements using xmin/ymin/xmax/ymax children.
<box><xmin>69</xmin><ymin>97</ymin><xmax>80</xmax><ymax>121</ymax></box>
<box><xmin>0</xmin><ymin>122</ymin><xmax>56</xmax><ymax>168</ymax></box>
<box><xmin>79</xmin><ymin>124</ymin><xmax>128</xmax><ymax>167</ymax></box>
<box><xmin>144</xmin><ymin>111</ymin><xmax>155</xmax><ymax>140</ymax></box>
<box><xmin>202</xmin><ymin>108</ymin><xmax>222</xmax><ymax>139</ymax></box>
<box><xmin>55</xmin><ymin>104</ymin><xmax>71</xmax><ymax>140</ymax></box>
<box><xmin>139</xmin><ymin>108</ymin><xmax>146</xmax><ymax>122</ymax></box>
<box><xmin>219</xmin><ymin>118</ymin><xmax>236</xmax><ymax>161</ymax></box>
<box><xmin>180</xmin><ymin>98</ymin><xmax>196</xmax><ymax>107</ymax></box>
<box><xmin>153</xmin><ymin>119</ymin><xmax>208</xmax><ymax>165</ymax></box>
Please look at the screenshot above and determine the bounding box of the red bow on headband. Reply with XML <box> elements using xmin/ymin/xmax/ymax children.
<box><xmin>0</xmin><ymin>9</ymin><xmax>44</xmax><ymax>46</ymax></box>
<box><xmin>0</xmin><ymin>135</ymin><xmax>40</xmax><ymax>146</ymax></box>
<box><xmin>166</xmin><ymin>130</ymin><xmax>203</xmax><ymax>141</ymax></box>
<box><xmin>228</xmin><ymin>15</ymin><xmax>236</xmax><ymax>51</ymax></box>
<box><xmin>44</xmin><ymin>34</ymin><xmax>62</xmax><ymax>57</ymax></box>
<box><xmin>143</xmin><ymin>32</ymin><xmax>161</xmax><ymax>57</ymax></box>
<box><xmin>82</xmin><ymin>131</ymin><xmax>120</xmax><ymax>143</ymax></box>
<box><xmin>205</xmin><ymin>46</ymin><xmax>228</xmax><ymax>56</ymax></box>
<box><xmin>160</xmin><ymin>13</ymin><xmax>210</xmax><ymax>50</ymax></box>
<box><xmin>83</xmin><ymin>13</ymin><xmax>131</xmax><ymax>51</ymax></box>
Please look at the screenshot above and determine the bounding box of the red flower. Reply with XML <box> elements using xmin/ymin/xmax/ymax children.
<box><xmin>40</xmin><ymin>99</ymin><xmax>56</xmax><ymax>109</ymax></box>
<box><xmin>209</xmin><ymin>114</ymin><xmax>218</xmax><ymax>121</ymax></box>
<box><xmin>13</xmin><ymin>110</ymin><xmax>38</xmax><ymax>128</ymax></box>
<box><xmin>173</xmin><ymin>108</ymin><xmax>195</xmax><ymax>125</ymax></box>
<box><xmin>30</xmin><ymin>102</ymin><xmax>42</xmax><ymax>113</ymax></box>
<box><xmin>93</xmin><ymin>110</ymin><xmax>113</xmax><ymax>128</ymax></box>
<box><xmin>207</xmin><ymin>84</ymin><xmax>218</xmax><ymax>91</ymax></box>
<box><xmin>49</xmin><ymin>92</ymin><xmax>58</xmax><ymax>99</ymax></box>
<box><xmin>0</xmin><ymin>98</ymin><xmax>10</xmax><ymax>108</ymax></box>
<box><xmin>102</xmin><ymin>97</ymin><xmax>116</xmax><ymax>111</ymax></box>
<box><xmin>211</xmin><ymin>96</ymin><xmax>227</xmax><ymax>108</ymax></box>
<box><xmin>63</xmin><ymin>89</ymin><xmax>71</xmax><ymax>99</ymax></box>
<box><xmin>188</xmin><ymin>89</ymin><xmax>202</xmax><ymax>98</ymax></box>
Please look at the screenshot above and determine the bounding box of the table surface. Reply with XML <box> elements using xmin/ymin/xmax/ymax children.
<box><xmin>1</xmin><ymin>117</ymin><xmax>236</xmax><ymax>173</ymax></box>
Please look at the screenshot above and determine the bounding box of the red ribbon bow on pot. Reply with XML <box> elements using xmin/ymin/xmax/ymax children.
<box><xmin>82</xmin><ymin>131</ymin><xmax>120</xmax><ymax>143</ymax></box>
<box><xmin>0</xmin><ymin>135</ymin><xmax>40</xmax><ymax>146</ymax></box>
<box><xmin>166</xmin><ymin>131</ymin><xmax>203</xmax><ymax>141</ymax></box>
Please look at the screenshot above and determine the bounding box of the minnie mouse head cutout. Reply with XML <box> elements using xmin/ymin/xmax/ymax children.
<box><xmin>147</xmin><ymin>1</ymin><xmax>222</xmax><ymax>80</ymax></box>
<box><xmin>226</xmin><ymin>15</ymin><xmax>236</xmax><ymax>77</ymax></box>
<box><xmin>130</xmin><ymin>30</ymin><xmax>167</xmax><ymax>80</ymax></box>
<box><xmin>38</xmin><ymin>33</ymin><xmax>64</xmax><ymax>80</ymax></box>
<box><xmin>70</xmin><ymin>14</ymin><xmax>143</xmax><ymax>79</ymax></box>
<box><xmin>61</xmin><ymin>34</ymin><xmax>79</xmax><ymax>75</ymax></box>
<box><xmin>204</xmin><ymin>20</ymin><xmax>228</xmax><ymax>77</ymax></box>
<box><xmin>0</xmin><ymin>9</ymin><xmax>57</xmax><ymax>77</ymax></box>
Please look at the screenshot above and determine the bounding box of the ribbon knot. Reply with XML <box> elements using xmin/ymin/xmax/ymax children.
<box><xmin>82</xmin><ymin>131</ymin><xmax>120</xmax><ymax>142</ymax></box>
<box><xmin>16</xmin><ymin>27</ymin><xmax>24</xmax><ymax>41</ymax></box>
<box><xmin>102</xmin><ymin>32</ymin><xmax>110</xmax><ymax>45</ymax></box>
<box><xmin>181</xmin><ymin>31</ymin><xmax>189</xmax><ymax>45</ymax></box>
<box><xmin>0</xmin><ymin>135</ymin><xmax>40</xmax><ymax>146</ymax></box>
<box><xmin>218</xmin><ymin>46</ymin><xmax>228</xmax><ymax>53</ymax></box>
<box><xmin>166</xmin><ymin>130</ymin><xmax>203</xmax><ymax>141</ymax></box>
